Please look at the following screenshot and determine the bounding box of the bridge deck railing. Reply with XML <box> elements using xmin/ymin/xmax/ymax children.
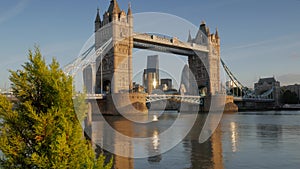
<box><xmin>133</xmin><ymin>33</ymin><xmax>209</xmax><ymax>52</ymax></box>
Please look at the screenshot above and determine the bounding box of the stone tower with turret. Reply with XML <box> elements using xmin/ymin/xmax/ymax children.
<box><xmin>188</xmin><ymin>21</ymin><xmax>220</xmax><ymax>95</ymax></box>
<box><xmin>94</xmin><ymin>0</ymin><xmax>133</xmax><ymax>94</ymax></box>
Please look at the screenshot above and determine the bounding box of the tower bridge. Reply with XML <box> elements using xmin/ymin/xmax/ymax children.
<box><xmin>88</xmin><ymin>0</ymin><xmax>221</xmax><ymax>97</ymax></box>
<box><xmin>63</xmin><ymin>0</ymin><xmax>277</xmax><ymax>114</ymax></box>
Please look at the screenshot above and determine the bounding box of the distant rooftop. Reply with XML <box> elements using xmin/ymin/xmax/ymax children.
<box><xmin>257</xmin><ymin>77</ymin><xmax>277</xmax><ymax>84</ymax></box>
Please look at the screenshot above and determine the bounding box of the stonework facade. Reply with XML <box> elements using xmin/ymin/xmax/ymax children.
<box><xmin>188</xmin><ymin>21</ymin><xmax>220</xmax><ymax>95</ymax></box>
<box><xmin>94</xmin><ymin>0</ymin><xmax>133</xmax><ymax>94</ymax></box>
<box><xmin>85</xmin><ymin>0</ymin><xmax>221</xmax><ymax>98</ymax></box>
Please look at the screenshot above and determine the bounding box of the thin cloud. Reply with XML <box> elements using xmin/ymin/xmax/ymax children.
<box><xmin>0</xmin><ymin>0</ymin><xmax>30</xmax><ymax>24</ymax></box>
<box><xmin>226</xmin><ymin>39</ymin><xmax>275</xmax><ymax>50</ymax></box>
<box><xmin>224</xmin><ymin>33</ymin><xmax>300</xmax><ymax>52</ymax></box>
<box><xmin>277</xmin><ymin>74</ymin><xmax>300</xmax><ymax>86</ymax></box>
<box><xmin>221</xmin><ymin>33</ymin><xmax>300</xmax><ymax>62</ymax></box>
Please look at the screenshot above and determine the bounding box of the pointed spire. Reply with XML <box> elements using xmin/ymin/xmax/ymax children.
<box><xmin>112</xmin><ymin>2</ymin><xmax>119</xmax><ymax>14</ymax></box>
<box><xmin>200</xmin><ymin>20</ymin><xmax>208</xmax><ymax>36</ymax></box>
<box><xmin>95</xmin><ymin>7</ymin><xmax>101</xmax><ymax>23</ymax></box>
<box><xmin>215</xmin><ymin>27</ymin><xmax>219</xmax><ymax>39</ymax></box>
<box><xmin>95</xmin><ymin>8</ymin><xmax>101</xmax><ymax>32</ymax></box>
<box><xmin>206</xmin><ymin>27</ymin><xmax>210</xmax><ymax>36</ymax></box>
<box><xmin>108</xmin><ymin>0</ymin><xmax>121</xmax><ymax>15</ymax></box>
<box><xmin>188</xmin><ymin>30</ymin><xmax>192</xmax><ymax>42</ymax></box>
<box><xmin>127</xmin><ymin>2</ymin><xmax>132</xmax><ymax>16</ymax></box>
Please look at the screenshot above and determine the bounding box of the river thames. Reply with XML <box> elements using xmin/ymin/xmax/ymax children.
<box><xmin>92</xmin><ymin>111</ymin><xmax>300</xmax><ymax>169</ymax></box>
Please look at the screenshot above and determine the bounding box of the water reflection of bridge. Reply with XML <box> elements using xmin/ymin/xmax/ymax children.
<box><xmin>90</xmin><ymin>113</ymin><xmax>224</xmax><ymax>169</ymax></box>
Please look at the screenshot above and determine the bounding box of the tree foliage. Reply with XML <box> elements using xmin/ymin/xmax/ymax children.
<box><xmin>0</xmin><ymin>47</ymin><xmax>112</xmax><ymax>168</ymax></box>
<box><xmin>281</xmin><ymin>90</ymin><xmax>299</xmax><ymax>104</ymax></box>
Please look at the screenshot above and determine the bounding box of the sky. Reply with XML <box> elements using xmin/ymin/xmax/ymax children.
<box><xmin>1</xmin><ymin>0</ymin><xmax>300</xmax><ymax>90</ymax></box>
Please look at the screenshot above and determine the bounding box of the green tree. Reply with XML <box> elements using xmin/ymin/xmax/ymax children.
<box><xmin>0</xmin><ymin>48</ymin><xmax>112</xmax><ymax>168</ymax></box>
<box><xmin>281</xmin><ymin>90</ymin><xmax>299</xmax><ymax>104</ymax></box>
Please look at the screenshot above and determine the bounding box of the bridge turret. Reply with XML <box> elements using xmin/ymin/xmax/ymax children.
<box><xmin>127</xmin><ymin>3</ymin><xmax>133</xmax><ymax>29</ymax></box>
<box><xmin>187</xmin><ymin>21</ymin><xmax>221</xmax><ymax>95</ymax></box>
<box><xmin>127</xmin><ymin>2</ymin><xmax>133</xmax><ymax>90</ymax></box>
<box><xmin>127</xmin><ymin>2</ymin><xmax>132</xmax><ymax>16</ymax></box>
<box><xmin>95</xmin><ymin>8</ymin><xmax>101</xmax><ymax>32</ymax></box>
<box><xmin>119</xmin><ymin>10</ymin><xmax>127</xmax><ymax>21</ymax></box>
<box><xmin>208</xmin><ymin>28</ymin><xmax>220</xmax><ymax>56</ymax></box>
<box><xmin>200</xmin><ymin>21</ymin><xmax>209</xmax><ymax>36</ymax></box>
<box><xmin>215</xmin><ymin>28</ymin><xmax>219</xmax><ymax>39</ymax></box>
<box><xmin>93</xmin><ymin>0</ymin><xmax>133</xmax><ymax>93</ymax></box>
<box><xmin>112</xmin><ymin>10</ymin><xmax>119</xmax><ymax>21</ymax></box>
<box><xmin>188</xmin><ymin>30</ymin><xmax>192</xmax><ymax>42</ymax></box>
<box><xmin>108</xmin><ymin>0</ymin><xmax>121</xmax><ymax>21</ymax></box>
<box><xmin>213</xmin><ymin>28</ymin><xmax>220</xmax><ymax>56</ymax></box>
<box><xmin>102</xmin><ymin>12</ymin><xmax>109</xmax><ymax>25</ymax></box>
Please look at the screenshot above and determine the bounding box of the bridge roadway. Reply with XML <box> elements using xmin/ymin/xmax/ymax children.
<box><xmin>4</xmin><ymin>92</ymin><xmax>273</xmax><ymax>105</ymax></box>
<box><xmin>84</xmin><ymin>94</ymin><xmax>106</xmax><ymax>100</ymax></box>
<box><xmin>84</xmin><ymin>93</ymin><xmax>273</xmax><ymax>104</ymax></box>
<box><xmin>146</xmin><ymin>94</ymin><xmax>204</xmax><ymax>104</ymax></box>
<box><xmin>84</xmin><ymin>93</ymin><xmax>204</xmax><ymax>105</ymax></box>
<box><xmin>233</xmin><ymin>97</ymin><xmax>274</xmax><ymax>103</ymax></box>
<box><xmin>133</xmin><ymin>33</ymin><xmax>209</xmax><ymax>55</ymax></box>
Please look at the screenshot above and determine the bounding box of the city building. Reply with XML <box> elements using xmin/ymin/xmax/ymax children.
<box><xmin>281</xmin><ymin>84</ymin><xmax>300</xmax><ymax>103</ymax></box>
<box><xmin>143</xmin><ymin>55</ymin><xmax>160</xmax><ymax>94</ymax></box>
<box><xmin>160</xmin><ymin>79</ymin><xmax>172</xmax><ymax>91</ymax></box>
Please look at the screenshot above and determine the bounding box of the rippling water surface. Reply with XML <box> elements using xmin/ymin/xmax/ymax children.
<box><xmin>94</xmin><ymin>111</ymin><xmax>300</xmax><ymax>169</ymax></box>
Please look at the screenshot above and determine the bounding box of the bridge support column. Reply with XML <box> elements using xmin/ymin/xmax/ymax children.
<box><xmin>200</xmin><ymin>95</ymin><xmax>229</xmax><ymax>113</ymax></box>
<box><xmin>223</xmin><ymin>96</ymin><xmax>238</xmax><ymax>112</ymax></box>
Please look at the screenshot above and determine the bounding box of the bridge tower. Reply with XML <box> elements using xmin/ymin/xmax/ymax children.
<box><xmin>188</xmin><ymin>21</ymin><xmax>220</xmax><ymax>95</ymax></box>
<box><xmin>85</xmin><ymin>0</ymin><xmax>133</xmax><ymax>94</ymax></box>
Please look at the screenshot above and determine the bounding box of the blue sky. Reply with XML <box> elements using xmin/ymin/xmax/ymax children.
<box><xmin>1</xmin><ymin>0</ymin><xmax>300</xmax><ymax>90</ymax></box>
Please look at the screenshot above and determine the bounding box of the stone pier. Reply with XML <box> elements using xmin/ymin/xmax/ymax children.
<box><xmin>97</xmin><ymin>93</ymin><xmax>148</xmax><ymax>115</ymax></box>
